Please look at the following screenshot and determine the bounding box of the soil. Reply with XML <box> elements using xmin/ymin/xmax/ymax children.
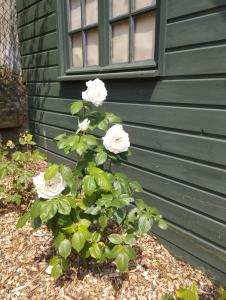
<box><xmin>0</xmin><ymin>207</ymin><xmax>217</xmax><ymax>300</ymax></box>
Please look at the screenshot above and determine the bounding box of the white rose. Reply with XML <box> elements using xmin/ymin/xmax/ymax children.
<box><xmin>82</xmin><ymin>78</ymin><xmax>107</xmax><ymax>107</ymax></box>
<box><xmin>76</xmin><ymin>118</ymin><xmax>90</xmax><ymax>134</ymax></box>
<box><xmin>33</xmin><ymin>172</ymin><xmax>66</xmax><ymax>199</ymax></box>
<box><xmin>103</xmin><ymin>124</ymin><xmax>130</xmax><ymax>154</ymax></box>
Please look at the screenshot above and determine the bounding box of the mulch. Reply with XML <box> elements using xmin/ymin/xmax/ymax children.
<box><xmin>0</xmin><ymin>207</ymin><xmax>217</xmax><ymax>300</ymax></box>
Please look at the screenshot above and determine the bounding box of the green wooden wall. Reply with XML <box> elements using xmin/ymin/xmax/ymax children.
<box><xmin>16</xmin><ymin>0</ymin><xmax>226</xmax><ymax>284</ymax></box>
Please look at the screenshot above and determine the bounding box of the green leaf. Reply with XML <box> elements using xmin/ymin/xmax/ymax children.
<box><xmin>90</xmin><ymin>231</ymin><xmax>101</xmax><ymax>243</ymax></box>
<box><xmin>125</xmin><ymin>245</ymin><xmax>136</xmax><ymax>260</ymax></box>
<box><xmin>54</xmin><ymin>232</ymin><xmax>66</xmax><ymax>248</ymax></box>
<box><xmin>54</xmin><ymin>133</ymin><xmax>66</xmax><ymax>141</ymax></box>
<box><xmin>57</xmin><ymin>197</ymin><xmax>71</xmax><ymax>215</ymax></box>
<box><xmin>110</xmin><ymin>245</ymin><xmax>122</xmax><ymax>259</ymax></box>
<box><xmin>176</xmin><ymin>282</ymin><xmax>199</xmax><ymax>300</ymax></box>
<box><xmin>98</xmin><ymin>118</ymin><xmax>109</xmax><ymax>131</ymax></box>
<box><xmin>135</xmin><ymin>199</ymin><xmax>146</xmax><ymax>210</ymax></box>
<box><xmin>44</xmin><ymin>164</ymin><xmax>59</xmax><ymax>180</ymax></box>
<box><xmin>113</xmin><ymin>208</ymin><xmax>126</xmax><ymax>225</ymax></box>
<box><xmin>96</xmin><ymin>173</ymin><xmax>112</xmax><ymax>192</ymax></box>
<box><xmin>76</xmin><ymin>142</ymin><xmax>88</xmax><ymax>156</ymax></box>
<box><xmin>49</xmin><ymin>256</ymin><xmax>61</xmax><ymax>266</ymax></box>
<box><xmin>108</xmin><ymin>234</ymin><xmax>123</xmax><ymax>244</ymax></box>
<box><xmin>51</xmin><ymin>264</ymin><xmax>62</xmax><ymax>279</ymax></box>
<box><xmin>72</xmin><ymin>231</ymin><xmax>86</xmax><ymax>252</ymax></box>
<box><xmin>96</xmin><ymin>194</ymin><xmax>113</xmax><ymax>207</ymax></box>
<box><xmin>70</xmin><ymin>101</ymin><xmax>83</xmax><ymax>115</ymax></box>
<box><xmin>30</xmin><ymin>200</ymin><xmax>41</xmax><ymax>218</ymax></box>
<box><xmin>81</xmin><ymin>135</ymin><xmax>97</xmax><ymax>146</ymax></box>
<box><xmin>158</xmin><ymin>219</ymin><xmax>168</xmax><ymax>230</ymax></box>
<box><xmin>95</xmin><ymin>151</ymin><xmax>108</xmax><ymax>165</ymax></box>
<box><xmin>115</xmin><ymin>251</ymin><xmax>129</xmax><ymax>272</ymax></box>
<box><xmin>32</xmin><ymin>217</ymin><xmax>42</xmax><ymax>230</ymax></box>
<box><xmin>129</xmin><ymin>181</ymin><xmax>143</xmax><ymax>193</ymax></box>
<box><xmin>60</xmin><ymin>165</ymin><xmax>73</xmax><ymax>182</ymax></box>
<box><xmin>58</xmin><ymin>239</ymin><xmax>71</xmax><ymax>258</ymax></box>
<box><xmin>40</xmin><ymin>200</ymin><xmax>58</xmax><ymax>223</ymax></box>
<box><xmin>83</xmin><ymin>175</ymin><xmax>96</xmax><ymax>196</ymax></box>
<box><xmin>78</xmin><ymin>219</ymin><xmax>91</xmax><ymax>228</ymax></box>
<box><xmin>105</xmin><ymin>112</ymin><xmax>122</xmax><ymax>124</ymax></box>
<box><xmin>85</xmin><ymin>206</ymin><xmax>101</xmax><ymax>215</ymax></box>
<box><xmin>114</xmin><ymin>173</ymin><xmax>131</xmax><ymax>194</ymax></box>
<box><xmin>138</xmin><ymin>215</ymin><xmax>152</xmax><ymax>235</ymax></box>
<box><xmin>98</xmin><ymin>215</ymin><xmax>108</xmax><ymax>229</ymax></box>
<box><xmin>89</xmin><ymin>243</ymin><xmax>102</xmax><ymax>260</ymax></box>
<box><xmin>124</xmin><ymin>234</ymin><xmax>136</xmax><ymax>245</ymax></box>
<box><xmin>16</xmin><ymin>211</ymin><xmax>31</xmax><ymax>229</ymax></box>
<box><xmin>119</xmin><ymin>194</ymin><xmax>134</xmax><ymax>205</ymax></box>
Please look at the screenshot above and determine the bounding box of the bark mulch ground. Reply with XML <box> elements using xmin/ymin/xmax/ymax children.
<box><xmin>0</xmin><ymin>207</ymin><xmax>217</xmax><ymax>300</ymax></box>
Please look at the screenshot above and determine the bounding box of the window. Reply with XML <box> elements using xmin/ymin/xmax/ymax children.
<box><xmin>57</xmin><ymin>0</ymin><xmax>166</xmax><ymax>79</ymax></box>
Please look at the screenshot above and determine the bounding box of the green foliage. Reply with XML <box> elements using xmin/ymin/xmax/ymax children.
<box><xmin>176</xmin><ymin>282</ymin><xmax>199</xmax><ymax>300</ymax></box>
<box><xmin>0</xmin><ymin>133</ymin><xmax>46</xmax><ymax>206</ymax></box>
<box><xmin>17</xmin><ymin>96</ymin><xmax>167</xmax><ymax>279</ymax></box>
<box><xmin>19</xmin><ymin>131</ymin><xmax>36</xmax><ymax>146</ymax></box>
<box><xmin>161</xmin><ymin>282</ymin><xmax>226</xmax><ymax>300</ymax></box>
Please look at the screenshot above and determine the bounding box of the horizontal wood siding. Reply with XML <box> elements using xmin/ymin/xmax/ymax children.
<box><xmin>17</xmin><ymin>0</ymin><xmax>226</xmax><ymax>283</ymax></box>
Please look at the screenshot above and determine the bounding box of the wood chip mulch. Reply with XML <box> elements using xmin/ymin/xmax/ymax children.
<box><xmin>0</xmin><ymin>208</ymin><xmax>217</xmax><ymax>300</ymax></box>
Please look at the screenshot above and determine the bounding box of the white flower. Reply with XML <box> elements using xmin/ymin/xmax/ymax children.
<box><xmin>103</xmin><ymin>124</ymin><xmax>130</xmax><ymax>154</ymax></box>
<box><xmin>76</xmin><ymin>118</ymin><xmax>90</xmax><ymax>134</ymax></box>
<box><xmin>82</xmin><ymin>78</ymin><xmax>107</xmax><ymax>107</ymax></box>
<box><xmin>33</xmin><ymin>172</ymin><xmax>66</xmax><ymax>199</ymax></box>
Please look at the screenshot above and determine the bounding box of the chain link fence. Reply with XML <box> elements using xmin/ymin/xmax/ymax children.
<box><xmin>0</xmin><ymin>0</ymin><xmax>26</xmax><ymax>129</ymax></box>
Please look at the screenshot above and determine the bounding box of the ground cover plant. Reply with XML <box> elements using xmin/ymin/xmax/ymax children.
<box><xmin>162</xmin><ymin>283</ymin><xmax>226</xmax><ymax>300</ymax></box>
<box><xmin>17</xmin><ymin>78</ymin><xmax>168</xmax><ymax>279</ymax></box>
<box><xmin>0</xmin><ymin>132</ymin><xmax>46</xmax><ymax>206</ymax></box>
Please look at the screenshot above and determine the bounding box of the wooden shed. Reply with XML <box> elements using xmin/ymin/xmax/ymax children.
<box><xmin>16</xmin><ymin>0</ymin><xmax>226</xmax><ymax>284</ymax></box>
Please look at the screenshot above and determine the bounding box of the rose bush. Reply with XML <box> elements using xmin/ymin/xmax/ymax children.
<box><xmin>17</xmin><ymin>79</ymin><xmax>167</xmax><ymax>279</ymax></box>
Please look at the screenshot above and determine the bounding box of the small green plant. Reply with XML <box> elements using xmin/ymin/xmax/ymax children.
<box><xmin>0</xmin><ymin>132</ymin><xmax>45</xmax><ymax>205</ymax></box>
<box><xmin>162</xmin><ymin>283</ymin><xmax>226</xmax><ymax>300</ymax></box>
<box><xmin>176</xmin><ymin>282</ymin><xmax>199</xmax><ymax>300</ymax></box>
<box><xmin>17</xmin><ymin>79</ymin><xmax>167</xmax><ymax>279</ymax></box>
<box><xmin>161</xmin><ymin>282</ymin><xmax>199</xmax><ymax>300</ymax></box>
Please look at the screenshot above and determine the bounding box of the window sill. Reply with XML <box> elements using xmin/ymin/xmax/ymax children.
<box><xmin>58</xmin><ymin>69</ymin><xmax>159</xmax><ymax>81</ymax></box>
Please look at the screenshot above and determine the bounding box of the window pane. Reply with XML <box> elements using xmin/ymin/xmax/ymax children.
<box><xmin>134</xmin><ymin>12</ymin><xmax>155</xmax><ymax>61</ymax></box>
<box><xmin>111</xmin><ymin>21</ymin><xmax>129</xmax><ymax>63</ymax></box>
<box><xmin>86</xmin><ymin>29</ymin><xmax>99</xmax><ymax>66</ymax></box>
<box><xmin>70</xmin><ymin>0</ymin><xmax>81</xmax><ymax>30</ymax></box>
<box><xmin>134</xmin><ymin>0</ymin><xmax>156</xmax><ymax>10</ymax></box>
<box><xmin>85</xmin><ymin>0</ymin><xmax>98</xmax><ymax>26</ymax></box>
<box><xmin>111</xmin><ymin>0</ymin><xmax>129</xmax><ymax>18</ymax></box>
<box><xmin>72</xmin><ymin>33</ymin><xmax>83</xmax><ymax>67</ymax></box>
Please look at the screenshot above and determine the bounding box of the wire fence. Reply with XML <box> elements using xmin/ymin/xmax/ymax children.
<box><xmin>0</xmin><ymin>0</ymin><xmax>21</xmax><ymax>71</ymax></box>
<box><xmin>0</xmin><ymin>0</ymin><xmax>26</xmax><ymax>129</ymax></box>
